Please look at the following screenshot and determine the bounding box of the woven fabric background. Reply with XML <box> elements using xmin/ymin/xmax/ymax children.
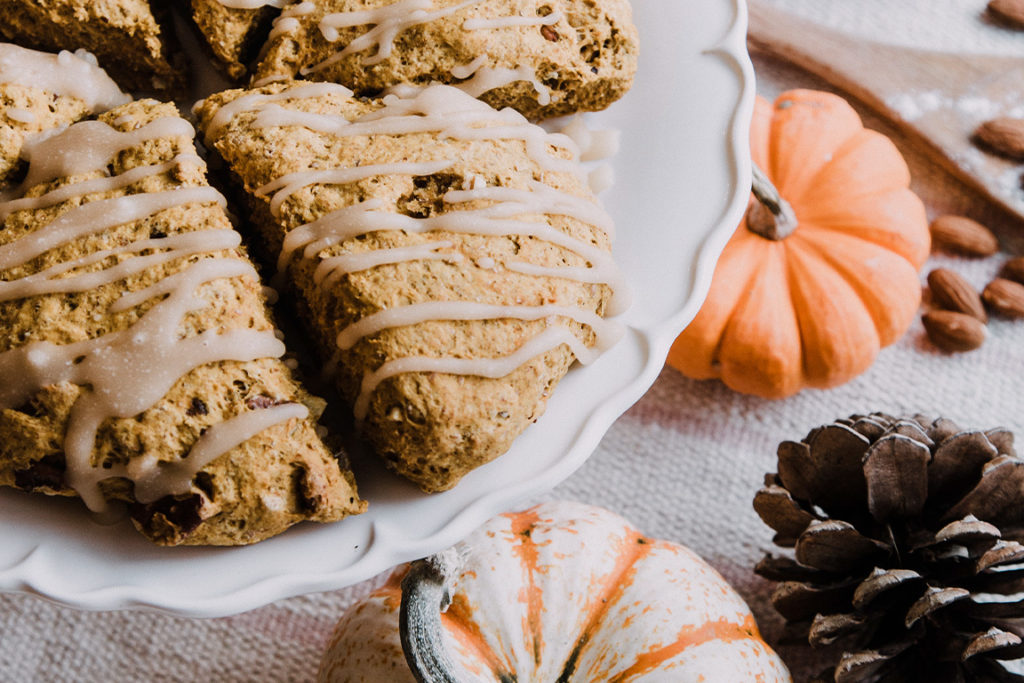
<box><xmin>2</xmin><ymin>1</ymin><xmax>1023</xmax><ymax>680</ymax></box>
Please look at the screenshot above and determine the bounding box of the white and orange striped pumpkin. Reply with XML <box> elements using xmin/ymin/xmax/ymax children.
<box><xmin>319</xmin><ymin>501</ymin><xmax>791</xmax><ymax>682</ymax></box>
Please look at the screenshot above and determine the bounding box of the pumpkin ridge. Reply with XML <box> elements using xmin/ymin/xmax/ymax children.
<box><xmin>794</xmin><ymin>191</ymin><xmax>930</xmax><ymax>269</ymax></box>
<box><xmin>793</xmin><ymin>222</ymin><xmax>920</xmax><ymax>268</ymax></box>
<box><xmin>703</xmin><ymin>232</ymin><xmax>777</xmax><ymax>376</ymax></box>
<box><xmin>556</xmin><ymin>530</ymin><xmax>652</xmax><ymax>682</ymax></box>
<box><xmin>443</xmin><ymin>592</ymin><xmax>519</xmax><ymax>682</ymax></box>
<box><xmin>506</xmin><ymin>508</ymin><xmax>546</xmax><ymax>674</ymax></box>
<box><xmin>784</xmin><ymin>240</ymin><xmax>880</xmax><ymax>387</ymax></box>
<box><xmin>794</xmin><ymin>228</ymin><xmax>921</xmax><ymax>346</ymax></box>
<box><xmin>792</xmin><ymin>128</ymin><xmax>911</xmax><ymax>210</ymax></box>
<box><xmin>767</xmin><ymin>90</ymin><xmax>865</xmax><ymax>203</ymax></box>
<box><xmin>716</xmin><ymin>241</ymin><xmax>805</xmax><ymax>398</ymax></box>
<box><xmin>604</xmin><ymin>614</ymin><xmax>764</xmax><ymax>683</ymax></box>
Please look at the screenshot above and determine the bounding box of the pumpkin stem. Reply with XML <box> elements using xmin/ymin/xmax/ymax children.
<box><xmin>747</xmin><ymin>163</ymin><xmax>798</xmax><ymax>240</ymax></box>
<box><xmin>400</xmin><ymin>549</ymin><xmax>463</xmax><ymax>683</ymax></box>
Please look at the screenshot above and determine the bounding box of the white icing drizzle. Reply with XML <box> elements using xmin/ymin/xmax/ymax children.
<box><xmin>249</xmin><ymin>85</ymin><xmax>580</xmax><ymax>176</ymax></box>
<box><xmin>266</xmin><ymin>1</ymin><xmax>317</xmax><ymax>41</ymax></box>
<box><xmin>449</xmin><ymin>55</ymin><xmax>488</xmax><ymax>80</ymax></box>
<box><xmin>0</xmin><ymin>44</ymin><xmax>129</xmax><ymax>114</ymax></box>
<box><xmin>0</xmin><ymin>117</ymin><xmax>295</xmax><ymax>514</ymax></box>
<box><xmin>0</xmin><ymin>153</ymin><xmax>203</xmax><ymax>221</ymax></box>
<box><xmin>0</xmin><ymin>229</ymin><xmax>240</xmax><ymax>303</ymax></box>
<box><xmin>203</xmin><ymin>82</ymin><xmax>354</xmax><ymax>145</ymax></box>
<box><xmin>0</xmin><ymin>186</ymin><xmax>225</xmax><ymax>272</ymax></box>
<box><xmin>353</xmin><ymin>325</ymin><xmax>599</xmax><ymax>420</ymax></box>
<box><xmin>451</xmin><ymin>58</ymin><xmax>550</xmax><ymax>106</ymax></box>
<box><xmin>257</xmin><ymin>158</ymin><xmax>455</xmax><ymax>216</ymax></box>
<box><xmin>132</xmin><ymin>403</ymin><xmax>308</xmax><ymax>504</ymax></box>
<box><xmin>18</xmin><ymin>117</ymin><xmax>197</xmax><ymax>192</ymax></box>
<box><xmin>5</xmin><ymin>107</ymin><xmax>36</xmax><ymax>124</ymax></box>
<box><xmin>462</xmin><ymin>9</ymin><xmax>562</xmax><ymax>30</ymax></box>
<box><xmin>559</xmin><ymin>116</ymin><xmax>622</xmax><ymax>163</ymax></box>
<box><xmin>207</xmin><ymin>84</ymin><xmax>627</xmax><ymax>425</ymax></box>
<box><xmin>297</xmin><ymin>0</ymin><xmax>563</xmax><ymax>107</ymax></box>
<box><xmin>335</xmin><ymin>301</ymin><xmax>620</xmax><ymax>352</ymax></box>
<box><xmin>310</xmin><ymin>0</ymin><xmax>478</xmax><ymax>70</ymax></box>
<box><xmin>315</xmin><ymin>240</ymin><xmax>456</xmax><ymax>287</ymax></box>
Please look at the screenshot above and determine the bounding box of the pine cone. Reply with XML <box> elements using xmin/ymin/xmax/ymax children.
<box><xmin>754</xmin><ymin>413</ymin><xmax>1024</xmax><ymax>682</ymax></box>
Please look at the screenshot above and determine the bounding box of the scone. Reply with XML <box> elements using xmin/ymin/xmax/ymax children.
<box><xmin>187</xmin><ymin>0</ymin><xmax>283</xmax><ymax>80</ymax></box>
<box><xmin>254</xmin><ymin>0</ymin><xmax>638</xmax><ymax>119</ymax></box>
<box><xmin>0</xmin><ymin>44</ymin><xmax>130</xmax><ymax>187</ymax></box>
<box><xmin>0</xmin><ymin>55</ymin><xmax>365</xmax><ymax>545</ymax></box>
<box><xmin>0</xmin><ymin>0</ymin><xmax>183</xmax><ymax>92</ymax></box>
<box><xmin>196</xmin><ymin>81</ymin><xmax>625</xmax><ymax>492</ymax></box>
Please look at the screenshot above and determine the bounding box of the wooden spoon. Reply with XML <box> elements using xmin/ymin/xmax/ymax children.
<box><xmin>747</xmin><ymin>0</ymin><xmax>1024</xmax><ymax>226</ymax></box>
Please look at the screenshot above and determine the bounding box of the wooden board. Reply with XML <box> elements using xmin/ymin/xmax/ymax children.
<box><xmin>747</xmin><ymin>0</ymin><xmax>1024</xmax><ymax>226</ymax></box>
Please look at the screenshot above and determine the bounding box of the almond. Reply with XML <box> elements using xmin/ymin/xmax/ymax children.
<box><xmin>975</xmin><ymin>117</ymin><xmax>1024</xmax><ymax>160</ymax></box>
<box><xmin>927</xmin><ymin>268</ymin><xmax>987</xmax><ymax>322</ymax></box>
<box><xmin>929</xmin><ymin>215</ymin><xmax>1000</xmax><ymax>257</ymax></box>
<box><xmin>983</xmin><ymin>278</ymin><xmax>1024</xmax><ymax>319</ymax></box>
<box><xmin>989</xmin><ymin>0</ymin><xmax>1024</xmax><ymax>28</ymax></box>
<box><xmin>1001</xmin><ymin>256</ymin><xmax>1024</xmax><ymax>285</ymax></box>
<box><xmin>922</xmin><ymin>310</ymin><xmax>987</xmax><ymax>352</ymax></box>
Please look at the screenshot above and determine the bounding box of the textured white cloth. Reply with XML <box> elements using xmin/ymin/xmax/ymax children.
<box><xmin>3</xmin><ymin>1</ymin><xmax>1024</xmax><ymax>681</ymax></box>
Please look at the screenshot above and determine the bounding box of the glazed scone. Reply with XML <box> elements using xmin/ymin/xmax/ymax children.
<box><xmin>196</xmin><ymin>82</ymin><xmax>625</xmax><ymax>491</ymax></box>
<box><xmin>0</xmin><ymin>44</ymin><xmax>130</xmax><ymax>189</ymax></box>
<box><xmin>188</xmin><ymin>0</ymin><xmax>283</xmax><ymax>80</ymax></box>
<box><xmin>0</xmin><ymin>95</ymin><xmax>366</xmax><ymax>545</ymax></box>
<box><xmin>0</xmin><ymin>0</ymin><xmax>183</xmax><ymax>93</ymax></box>
<box><xmin>255</xmin><ymin>0</ymin><xmax>638</xmax><ymax>120</ymax></box>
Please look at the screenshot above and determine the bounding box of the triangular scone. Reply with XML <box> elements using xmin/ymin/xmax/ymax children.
<box><xmin>187</xmin><ymin>0</ymin><xmax>281</xmax><ymax>80</ymax></box>
<box><xmin>0</xmin><ymin>89</ymin><xmax>365</xmax><ymax>544</ymax></box>
<box><xmin>0</xmin><ymin>44</ymin><xmax>130</xmax><ymax>188</ymax></box>
<box><xmin>254</xmin><ymin>0</ymin><xmax>638</xmax><ymax>119</ymax></box>
<box><xmin>196</xmin><ymin>82</ymin><xmax>625</xmax><ymax>492</ymax></box>
<box><xmin>0</xmin><ymin>0</ymin><xmax>183</xmax><ymax>92</ymax></box>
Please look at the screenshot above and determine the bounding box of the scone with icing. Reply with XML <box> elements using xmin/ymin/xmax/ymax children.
<box><xmin>187</xmin><ymin>0</ymin><xmax>284</xmax><ymax>80</ymax></box>
<box><xmin>255</xmin><ymin>0</ymin><xmax>638</xmax><ymax>120</ymax></box>
<box><xmin>196</xmin><ymin>81</ymin><xmax>625</xmax><ymax>492</ymax></box>
<box><xmin>0</xmin><ymin>49</ymin><xmax>366</xmax><ymax>545</ymax></box>
<box><xmin>0</xmin><ymin>46</ymin><xmax>130</xmax><ymax>187</ymax></box>
<box><xmin>0</xmin><ymin>0</ymin><xmax>183</xmax><ymax>93</ymax></box>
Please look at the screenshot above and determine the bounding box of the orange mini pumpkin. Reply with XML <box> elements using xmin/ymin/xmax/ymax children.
<box><xmin>669</xmin><ymin>90</ymin><xmax>930</xmax><ymax>398</ymax></box>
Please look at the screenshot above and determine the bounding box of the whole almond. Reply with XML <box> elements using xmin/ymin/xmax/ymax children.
<box><xmin>989</xmin><ymin>0</ymin><xmax>1024</xmax><ymax>28</ymax></box>
<box><xmin>927</xmin><ymin>268</ymin><xmax>987</xmax><ymax>322</ymax></box>
<box><xmin>922</xmin><ymin>310</ymin><xmax>987</xmax><ymax>352</ymax></box>
<box><xmin>982</xmin><ymin>278</ymin><xmax>1024</xmax><ymax>319</ymax></box>
<box><xmin>975</xmin><ymin>117</ymin><xmax>1024</xmax><ymax>160</ymax></box>
<box><xmin>1001</xmin><ymin>256</ymin><xmax>1024</xmax><ymax>285</ymax></box>
<box><xmin>929</xmin><ymin>215</ymin><xmax>1000</xmax><ymax>257</ymax></box>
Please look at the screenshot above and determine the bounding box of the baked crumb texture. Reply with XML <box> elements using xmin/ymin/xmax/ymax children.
<box><xmin>0</xmin><ymin>0</ymin><xmax>184</xmax><ymax>93</ymax></box>
<box><xmin>0</xmin><ymin>80</ymin><xmax>365</xmax><ymax>546</ymax></box>
<box><xmin>188</xmin><ymin>0</ymin><xmax>280</xmax><ymax>81</ymax></box>
<box><xmin>196</xmin><ymin>81</ymin><xmax>622</xmax><ymax>492</ymax></box>
<box><xmin>252</xmin><ymin>0</ymin><xmax>638</xmax><ymax>120</ymax></box>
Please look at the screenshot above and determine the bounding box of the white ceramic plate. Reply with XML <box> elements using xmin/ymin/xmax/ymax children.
<box><xmin>0</xmin><ymin>0</ymin><xmax>754</xmax><ymax>617</ymax></box>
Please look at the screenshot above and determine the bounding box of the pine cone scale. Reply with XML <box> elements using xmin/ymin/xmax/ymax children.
<box><xmin>964</xmin><ymin>627</ymin><xmax>1024</xmax><ymax>662</ymax></box>
<box><xmin>928</xmin><ymin>431</ymin><xmax>1000</xmax><ymax>502</ymax></box>
<box><xmin>851</xmin><ymin>567</ymin><xmax>923</xmax><ymax>612</ymax></box>
<box><xmin>864</xmin><ymin>435</ymin><xmax>931</xmax><ymax>521</ymax></box>
<box><xmin>771</xmin><ymin>579</ymin><xmax>859</xmax><ymax>622</ymax></box>
<box><xmin>904</xmin><ymin>586</ymin><xmax>970</xmax><ymax>627</ymax></box>
<box><xmin>754</xmin><ymin>484</ymin><xmax>818</xmax><ymax>545</ymax></box>
<box><xmin>795</xmin><ymin>520</ymin><xmax>890</xmax><ymax>572</ymax></box>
